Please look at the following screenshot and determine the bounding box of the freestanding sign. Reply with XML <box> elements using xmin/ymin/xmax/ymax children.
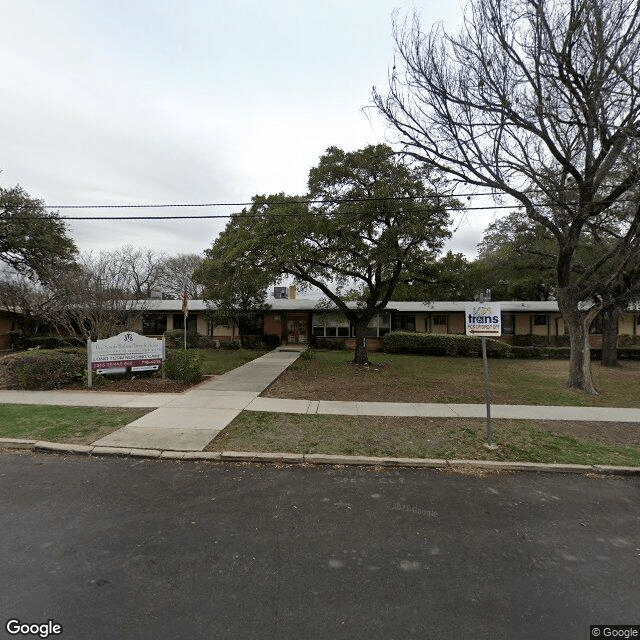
<box><xmin>465</xmin><ymin>302</ymin><xmax>501</xmax><ymax>449</ymax></box>
<box><xmin>87</xmin><ymin>331</ymin><xmax>165</xmax><ymax>387</ymax></box>
<box><xmin>464</xmin><ymin>302</ymin><xmax>502</xmax><ymax>337</ymax></box>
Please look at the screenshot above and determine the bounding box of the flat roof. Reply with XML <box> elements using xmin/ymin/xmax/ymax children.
<box><xmin>136</xmin><ymin>298</ymin><xmax>563</xmax><ymax>313</ymax></box>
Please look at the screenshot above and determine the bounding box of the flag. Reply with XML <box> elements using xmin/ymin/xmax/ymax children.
<box><xmin>181</xmin><ymin>279</ymin><xmax>189</xmax><ymax>318</ymax></box>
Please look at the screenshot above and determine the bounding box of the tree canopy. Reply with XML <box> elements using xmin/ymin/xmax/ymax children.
<box><xmin>374</xmin><ymin>0</ymin><xmax>640</xmax><ymax>393</ymax></box>
<box><xmin>198</xmin><ymin>144</ymin><xmax>456</xmax><ymax>363</ymax></box>
<box><xmin>0</xmin><ymin>185</ymin><xmax>77</xmax><ymax>281</ymax></box>
<box><xmin>193</xmin><ymin>251</ymin><xmax>272</xmax><ymax>347</ymax></box>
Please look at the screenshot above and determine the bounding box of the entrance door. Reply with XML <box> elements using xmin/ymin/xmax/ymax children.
<box><xmin>286</xmin><ymin>315</ymin><xmax>308</xmax><ymax>344</ymax></box>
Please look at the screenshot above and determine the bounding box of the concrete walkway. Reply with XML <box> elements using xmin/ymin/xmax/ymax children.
<box><xmin>89</xmin><ymin>348</ymin><xmax>303</xmax><ymax>451</ymax></box>
<box><xmin>1</xmin><ymin>346</ymin><xmax>640</xmax><ymax>452</ymax></box>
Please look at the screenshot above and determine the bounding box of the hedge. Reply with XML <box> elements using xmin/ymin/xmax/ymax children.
<box><xmin>9</xmin><ymin>333</ymin><xmax>80</xmax><ymax>350</ymax></box>
<box><xmin>0</xmin><ymin>348</ymin><xmax>86</xmax><ymax>389</ymax></box>
<box><xmin>383</xmin><ymin>331</ymin><xmax>512</xmax><ymax>358</ymax></box>
<box><xmin>511</xmin><ymin>346</ymin><xmax>640</xmax><ymax>360</ymax></box>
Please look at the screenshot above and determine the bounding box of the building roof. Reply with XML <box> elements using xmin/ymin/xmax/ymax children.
<box><xmin>135</xmin><ymin>298</ymin><xmax>563</xmax><ymax>313</ymax></box>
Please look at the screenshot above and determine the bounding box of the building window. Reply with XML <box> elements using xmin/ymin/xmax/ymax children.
<box><xmin>173</xmin><ymin>313</ymin><xmax>198</xmax><ymax>333</ymax></box>
<box><xmin>312</xmin><ymin>313</ymin><xmax>350</xmax><ymax>338</ymax></box>
<box><xmin>143</xmin><ymin>313</ymin><xmax>167</xmax><ymax>335</ymax></box>
<box><xmin>589</xmin><ymin>316</ymin><xmax>603</xmax><ymax>334</ymax></box>
<box><xmin>533</xmin><ymin>314</ymin><xmax>548</xmax><ymax>326</ymax></box>
<box><xmin>501</xmin><ymin>313</ymin><xmax>515</xmax><ymax>335</ymax></box>
<box><xmin>365</xmin><ymin>313</ymin><xmax>391</xmax><ymax>338</ymax></box>
<box><xmin>392</xmin><ymin>313</ymin><xmax>416</xmax><ymax>332</ymax></box>
<box><xmin>432</xmin><ymin>315</ymin><xmax>448</xmax><ymax>326</ymax></box>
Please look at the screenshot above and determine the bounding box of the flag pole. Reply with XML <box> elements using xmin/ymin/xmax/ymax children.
<box><xmin>181</xmin><ymin>276</ymin><xmax>189</xmax><ymax>350</ymax></box>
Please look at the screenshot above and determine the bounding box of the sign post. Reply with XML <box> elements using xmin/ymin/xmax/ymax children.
<box><xmin>465</xmin><ymin>301</ymin><xmax>502</xmax><ymax>450</ymax></box>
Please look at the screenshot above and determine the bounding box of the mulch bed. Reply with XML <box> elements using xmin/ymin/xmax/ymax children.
<box><xmin>64</xmin><ymin>375</ymin><xmax>203</xmax><ymax>394</ymax></box>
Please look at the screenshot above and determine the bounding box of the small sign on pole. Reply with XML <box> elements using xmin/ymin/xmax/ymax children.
<box><xmin>465</xmin><ymin>301</ymin><xmax>502</xmax><ymax>449</ymax></box>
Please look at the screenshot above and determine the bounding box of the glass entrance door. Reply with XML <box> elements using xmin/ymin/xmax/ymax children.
<box><xmin>286</xmin><ymin>316</ymin><xmax>308</xmax><ymax>344</ymax></box>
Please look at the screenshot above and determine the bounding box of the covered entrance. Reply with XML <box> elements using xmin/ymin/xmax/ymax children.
<box><xmin>285</xmin><ymin>313</ymin><xmax>308</xmax><ymax>344</ymax></box>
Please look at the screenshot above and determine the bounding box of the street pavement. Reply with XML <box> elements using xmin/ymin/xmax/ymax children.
<box><xmin>1</xmin><ymin>451</ymin><xmax>638</xmax><ymax>640</ymax></box>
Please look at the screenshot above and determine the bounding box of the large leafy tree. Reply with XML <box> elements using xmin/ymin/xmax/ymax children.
<box><xmin>199</xmin><ymin>144</ymin><xmax>454</xmax><ymax>364</ymax></box>
<box><xmin>193</xmin><ymin>252</ymin><xmax>271</xmax><ymax>347</ymax></box>
<box><xmin>475</xmin><ymin>213</ymin><xmax>557</xmax><ymax>301</ymax></box>
<box><xmin>374</xmin><ymin>0</ymin><xmax>640</xmax><ymax>393</ymax></box>
<box><xmin>0</xmin><ymin>185</ymin><xmax>77</xmax><ymax>281</ymax></box>
<box><xmin>392</xmin><ymin>251</ymin><xmax>480</xmax><ymax>301</ymax></box>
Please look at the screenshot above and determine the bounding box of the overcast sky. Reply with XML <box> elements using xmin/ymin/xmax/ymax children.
<box><xmin>0</xmin><ymin>0</ymin><xmax>497</xmax><ymax>260</ymax></box>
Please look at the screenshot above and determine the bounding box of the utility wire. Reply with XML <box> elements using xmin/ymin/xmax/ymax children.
<box><xmin>45</xmin><ymin>184</ymin><xmax>629</xmax><ymax>210</ymax></box>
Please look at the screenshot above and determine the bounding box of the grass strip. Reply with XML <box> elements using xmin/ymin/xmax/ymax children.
<box><xmin>0</xmin><ymin>404</ymin><xmax>149</xmax><ymax>444</ymax></box>
<box><xmin>208</xmin><ymin>411</ymin><xmax>640</xmax><ymax>467</ymax></box>
<box><xmin>264</xmin><ymin>351</ymin><xmax>640</xmax><ymax>408</ymax></box>
<box><xmin>192</xmin><ymin>348</ymin><xmax>270</xmax><ymax>375</ymax></box>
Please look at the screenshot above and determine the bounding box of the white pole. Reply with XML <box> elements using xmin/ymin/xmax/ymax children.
<box><xmin>87</xmin><ymin>338</ymin><xmax>92</xmax><ymax>388</ymax></box>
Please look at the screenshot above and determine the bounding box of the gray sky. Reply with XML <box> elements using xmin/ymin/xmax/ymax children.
<box><xmin>0</xmin><ymin>0</ymin><xmax>497</xmax><ymax>260</ymax></box>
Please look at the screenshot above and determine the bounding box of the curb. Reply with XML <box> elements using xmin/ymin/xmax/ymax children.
<box><xmin>1</xmin><ymin>438</ymin><xmax>639</xmax><ymax>476</ymax></box>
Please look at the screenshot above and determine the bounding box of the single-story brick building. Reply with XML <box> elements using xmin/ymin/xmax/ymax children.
<box><xmin>128</xmin><ymin>291</ymin><xmax>640</xmax><ymax>350</ymax></box>
<box><xmin>3</xmin><ymin>287</ymin><xmax>638</xmax><ymax>351</ymax></box>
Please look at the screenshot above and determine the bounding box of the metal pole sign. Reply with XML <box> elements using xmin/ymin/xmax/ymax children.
<box><xmin>465</xmin><ymin>301</ymin><xmax>502</xmax><ymax>449</ymax></box>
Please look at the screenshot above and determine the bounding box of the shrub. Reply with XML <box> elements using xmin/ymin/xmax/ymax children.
<box><xmin>512</xmin><ymin>334</ymin><xmax>549</xmax><ymax>347</ymax></box>
<box><xmin>162</xmin><ymin>349</ymin><xmax>203</xmax><ymax>384</ymax></box>
<box><xmin>315</xmin><ymin>338</ymin><xmax>347</xmax><ymax>350</ymax></box>
<box><xmin>0</xmin><ymin>348</ymin><xmax>86</xmax><ymax>389</ymax></box>
<box><xmin>383</xmin><ymin>331</ymin><xmax>511</xmax><ymax>358</ymax></box>
<box><xmin>218</xmin><ymin>340</ymin><xmax>241</xmax><ymax>350</ymax></box>
<box><xmin>8</xmin><ymin>333</ymin><xmax>80</xmax><ymax>350</ymax></box>
<box><xmin>618</xmin><ymin>346</ymin><xmax>640</xmax><ymax>359</ymax></box>
<box><xmin>164</xmin><ymin>330</ymin><xmax>204</xmax><ymax>349</ymax></box>
<box><xmin>262</xmin><ymin>333</ymin><xmax>282</xmax><ymax>349</ymax></box>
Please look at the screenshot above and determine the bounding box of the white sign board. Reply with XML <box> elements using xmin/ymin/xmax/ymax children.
<box><xmin>87</xmin><ymin>331</ymin><xmax>165</xmax><ymax>387</ymax></box>
<box><xmin>465</xmin><ymin>302</ymin><xmax>502</xmax><ymax>337</ymax></box>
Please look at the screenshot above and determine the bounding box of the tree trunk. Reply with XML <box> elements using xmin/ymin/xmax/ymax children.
<box><xmin>601</xmin><ymin>308</ymin><xmax>620</xmax><ymax>367</ymax></box>
<box><xmin>352</xmin><ymin>320</ymin><xmax>369</xmax><ymax>365</ymax></box>
<box><xmin>557</xmin><ymin>291</ymin><xmax>598</xmax><ymax>394</ymax></box>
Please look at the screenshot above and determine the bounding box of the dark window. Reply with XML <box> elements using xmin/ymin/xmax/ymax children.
<box><xmin>173</xmin><ymin>313</ymin><xmax>198</xmax><ymax>333</ymax></box>
<box><xmin>143</xmin><ymin>313</ymin><xmax>167</xmax><ymax>335</ymax></box>
<box><xmin>432</xmin><ymin>315</ymin><xmax>448</xmax><ymax>326</ymax></box>
<box><xmin>589</xmin><ymin>316</ymin><xmax>603</xmax><ymax>334</ymax></box>
<box><xmin>393</xmin><ymin>314</ymin><xmax>416</xmax><ymax>331</ymax></box>
<box><xmin>237</xmin><ymin>313</ymin><xmax>263</xmax><ymax>335</ymax></box>
<box><xmin>501</xmin><ymin>313</ymin><xmax>515</xmax><ymax>335</ymax></box>
<box><xmin>533</xmin><ymin>314</ymin><xmax>548</xmax><ymax>326</ymax></box>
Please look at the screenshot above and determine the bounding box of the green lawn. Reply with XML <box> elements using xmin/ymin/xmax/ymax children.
<box><xmin>188</xmin><ymin>348</ymin><xmax>271</xmax><ymax>375</ymax></box>
<box><xmin>0</xmin><ymin>405</ymin><xmax>149</xmax><ymax>444</ymax></box>
<box><xmin>209</xmin><ymin>411</ymin><xmax>640</xmax><ymax>467</ymax></box>
<box><xmin>263</xmin><ymin>350</ymin><xmax>640</xmax><ymax>407</ymax></box>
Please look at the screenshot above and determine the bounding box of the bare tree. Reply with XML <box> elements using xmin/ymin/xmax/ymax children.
<box><xmin>115</xmin><ymin>245</ymin><xmax>166</xmax><ymax>298</ymax></box>
<box><xmin>40</xmin><ymin>252</ymin><xmax>148</xmax><ymax>341</ymax></box>
<box><xmin>374</xmin><ymin>0</ymin><xmax>640</xmax><ymax>393</ymax></box>
<box><xmin>157</xmin><ymin>253</ymin><xmax>204</xmax><ymax>298</ymax></box>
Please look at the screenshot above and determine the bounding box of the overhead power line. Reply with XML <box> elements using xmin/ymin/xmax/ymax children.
<box><xmin>28</xmin><ymin>187</ymin><xmax>636</xmax><ymax>221</ymax></box>
<box><xmin>37</xmin><ymin>203</ymin><xmax>524</xmax><ymax>221</ymax></box>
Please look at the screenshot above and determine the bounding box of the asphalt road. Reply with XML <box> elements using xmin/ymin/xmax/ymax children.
<box><xmin>1</xmin><ymin>451</ymin><xmax>639</xmax><ymax>640</ymax></box>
